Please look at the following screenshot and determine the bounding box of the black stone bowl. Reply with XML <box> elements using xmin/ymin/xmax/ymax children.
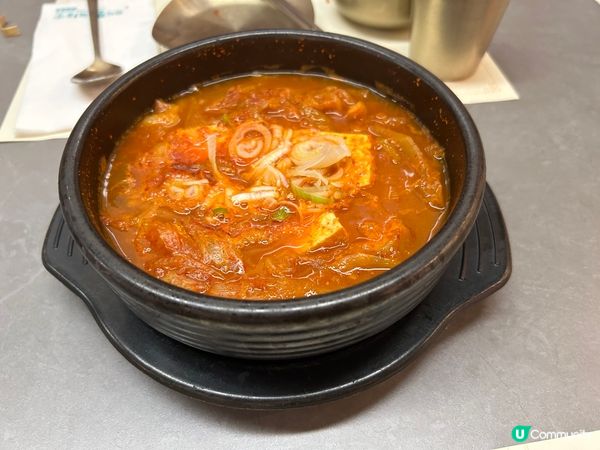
<box><xmin>59</xmin><ymin>31</ymin><xmax>485</xmax><ymax>360</ymax></box>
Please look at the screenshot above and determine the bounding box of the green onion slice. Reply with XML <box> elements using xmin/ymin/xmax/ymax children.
<box><xmin>271</xmin><ymin>206</ymin><xmax>291</xmax><ymax>222</ymax></box>
<box><xmin>290</xmin><ymin>183</ymin><xmax>332</xmax><ymax>204</ymax></box>
<box><xmin>212</xmin><ymin>207</ymin><xmax>228</xmax><ymax>216</ymax></box>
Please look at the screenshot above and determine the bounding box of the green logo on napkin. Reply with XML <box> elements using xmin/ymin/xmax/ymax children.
<box><xmin>512</xmin><ymin>425</ymin><xmax>531</xmax><ymax>442</ymax></box>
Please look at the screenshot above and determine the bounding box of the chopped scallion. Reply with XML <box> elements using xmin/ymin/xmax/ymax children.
<box><xmin>271</xmin><ymin>206</ymin><xmax>291</xmax><ymax>222</ymax></box>
<box><xmin>290</xmin><ymin>183</ymin><xmax>332</xmax><ymax>204</ymax></box>
<box><xmin>213</xmin><ymin>207</ymin><xmax>228</xmax><ymax>216</ymax></box>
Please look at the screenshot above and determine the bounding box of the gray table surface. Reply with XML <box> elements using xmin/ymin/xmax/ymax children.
<box><xmin>1</xmin><ymin>0</ymin><xmax>599</xmax><ymax>448</ymax></box>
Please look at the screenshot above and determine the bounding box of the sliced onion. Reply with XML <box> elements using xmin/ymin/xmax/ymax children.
<box><xmin>253</xmin><ymin>146</ymin><xmax>290</xmax><ymax>172</ymax></box>
<box><xmin>249</xmin><ymin>185</ymin><xmax>278</xmax><ymax>192</ymax></box>
<box><xmin>176</xmin><ymin>179</ymin><xmax>209</xmax><ymax>186</ymax></box>
<box><xmin>328</xmin><ymin>167</ymin><xmax>344</xmax><ymax>181</ymax></box>
<box><xmin>207</xmin><ymin>133</ymin><xmax>219</xmax><ymax>176</ymax></box>
<box><xmin>288</xmin><ymin>168</ymin><xmax>328</xmax><ymax>186</ymax></box>
<box><xmin>251</xmin><ymin>129</ymin><xmax>293</xmax><ymax>173</ymax></box>
<box><xmin>270</xmin><ymin>124</ymin><xmax>283</xmax><ymax>144</ymax></box>
<box><xmin>291</xmin><ymin>134</ymin><xmax>351</xmax><ymax>170</ymax></box>
<box><xmin>229</xmin><ymin>122</ymin><xmax>272</xmax><ymax>159</ymax></box>
<box><xmin>231</xmin><ymin>190</ymin><xmax>278</xmax><ymax>205</ymax></box>
<box><xmin>263</xmin><ymin>197</ymin><xmax>278</xmax><ymax>209</ymax></box>
<box><xmin>264</xmin><ymin>166</ymin><xmax>289</xmax><ymax>188</ymax></box>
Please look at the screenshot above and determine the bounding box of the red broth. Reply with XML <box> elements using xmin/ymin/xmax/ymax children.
<box><xmin>99</xmin><ymin>74</ymin><xmax>449</xmax><ymax>300</ymax></box>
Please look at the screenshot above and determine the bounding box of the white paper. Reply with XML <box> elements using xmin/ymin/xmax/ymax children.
<box><xmin>0</xmin><ymin>64</ymin><xmax>68</xmax><ymax>142</ymax></box>
<box><xmin>13</xmin><ymin>0</ymin><xmax>158</xmax><ymax>136</ymax></box>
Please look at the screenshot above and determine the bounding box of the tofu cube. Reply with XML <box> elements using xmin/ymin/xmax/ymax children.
<box><xmin>325</xmin><ymin>132</ymin><xmax>373</xmax><ymax>187</ymax></box>
<box><xmin>303</xmin><ymin>212</ymin><xmax>345</xmax><ymax>251</ymax></box>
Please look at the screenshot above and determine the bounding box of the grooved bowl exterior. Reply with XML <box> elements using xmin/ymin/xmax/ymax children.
<box><xmin>59</xmin><ymin>31</ymin><xmax>486</xmax><ymax>360</ymax></box>
<box><xmin>111</xmin><ymin>264</ymin><xmax>445</xmax><ymax>358</ymax></box>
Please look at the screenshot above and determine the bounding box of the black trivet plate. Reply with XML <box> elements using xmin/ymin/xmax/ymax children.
<box><xmin>42</xmin><ymin>184</ymin><xmax>510</xmax><ymax>409</ymax></box>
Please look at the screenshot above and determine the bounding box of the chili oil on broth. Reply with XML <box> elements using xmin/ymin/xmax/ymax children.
<box><xmin>99</xmin><ymin>74</ymin><xmax>449</xmax><ymax>300</ymax></box>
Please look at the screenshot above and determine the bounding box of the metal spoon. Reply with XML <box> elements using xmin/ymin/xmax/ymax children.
<box><xmin>269</xmin><ymin>0</ymin><xmax>321</xmax><ymax>31</ymax></box>
<box><xmin>71</xmin><ymin>0</ymin><xmax>122</xmax><ymax>85</ymax></box>
<box><xmin>152</xmin><ymin>0</ymin><xmax>317</xmax><ymax>49</ymax></box>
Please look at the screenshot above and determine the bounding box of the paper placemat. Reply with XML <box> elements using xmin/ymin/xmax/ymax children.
<box><xmin>313</xmin><ymin>0</ymin><xmax>519</xmax><ymax>105</ymax></box>
<box><xmin>1</xmin><ymin>0</ymin><xmax>518</xmax><ymax>143</ymax></box>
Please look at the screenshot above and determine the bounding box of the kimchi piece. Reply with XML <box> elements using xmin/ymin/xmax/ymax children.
<box><xmin>99</xmin><ymin>74</ymin><xmax>450</xmax><ymax>300</ymax></box>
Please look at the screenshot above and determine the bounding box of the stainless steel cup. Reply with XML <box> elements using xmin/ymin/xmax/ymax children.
<box><xmin>410</xmin><ymin>0</ymin><xmax>510</xmax><ymax>80</ymax></box>
<box><xmin>335</xmin><ymin>0</ymin><xmax>412</xmax><ymax>29</ymax></box>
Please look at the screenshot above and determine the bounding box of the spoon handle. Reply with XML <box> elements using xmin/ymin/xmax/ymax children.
<box><xmin>87</xmin><ymin>0</ymin><xmax>102</xmax><ymax>61</ymax></box>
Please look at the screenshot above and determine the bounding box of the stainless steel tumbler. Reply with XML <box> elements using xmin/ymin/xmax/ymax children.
<box><xmin>410</xmin><ymin>0</ymin><xmax>510</xmax><ymax>80</ymax></box>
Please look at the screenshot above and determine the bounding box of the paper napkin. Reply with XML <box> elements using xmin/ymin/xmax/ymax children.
<box><xmin>13</xmin><ymin>0</ymin><xmax>157</xmax><ymax>136</ymax></box>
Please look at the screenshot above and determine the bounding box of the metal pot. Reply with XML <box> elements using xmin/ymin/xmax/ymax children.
<box><xmin>334</xmin><ymin>0</ymin><xmax>411</xmax><ymax>29</ymax></box>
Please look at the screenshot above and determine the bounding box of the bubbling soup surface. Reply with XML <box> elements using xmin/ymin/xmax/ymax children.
<box><xmin>99</xmin><ymin>74</ymin><xmax>449</xmax><ymax>300</ymax></box>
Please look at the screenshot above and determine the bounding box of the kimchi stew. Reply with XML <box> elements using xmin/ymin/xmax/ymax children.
<box><xmin>99</xmin><ymin>74</ymin><xmax>450</xmax><ymax>300</ymax></box>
